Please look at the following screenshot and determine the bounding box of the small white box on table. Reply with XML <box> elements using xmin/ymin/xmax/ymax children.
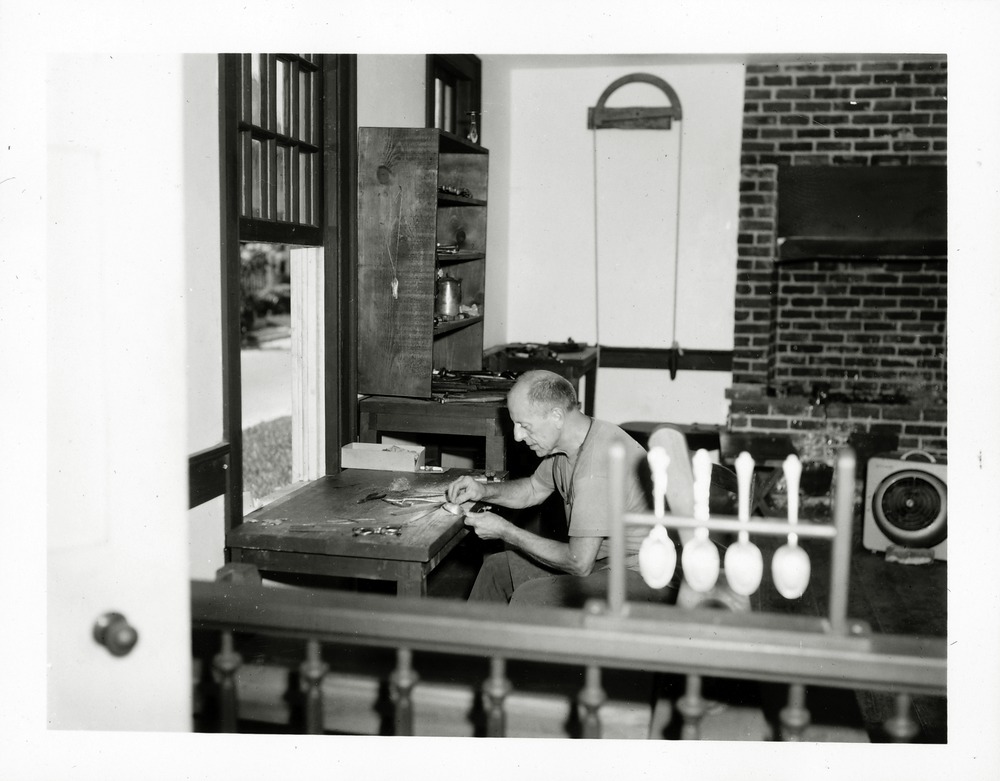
<box><xmin>341</xmin><ymin>442</ymin><xmax>426</xmax><ymax>472</ymax></box>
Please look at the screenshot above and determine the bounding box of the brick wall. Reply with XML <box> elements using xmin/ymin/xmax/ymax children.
<box><xmin>729</xmin><ymin>58</ymin><xmax>948</xmax><ymax>458</ymax></box>
<box><xmin>774</xmin><ymin>260</ymin><xmax>947</xmax><ymax>403</ymax></box>
<box><xmin>740</xmin><ymin>59</ymin><xmax>947</xmax><ymax>167</ymax></box>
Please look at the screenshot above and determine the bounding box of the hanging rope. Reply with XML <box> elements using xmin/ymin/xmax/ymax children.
<box><xmin>591</xmin><ymin>129</ymin><xmax>601</xmax><ymax>353</ymax></box>
<box><xmin>669</xmin><ymin>125</ymin><xmax>685</xmax><ymax>380</ymax></box>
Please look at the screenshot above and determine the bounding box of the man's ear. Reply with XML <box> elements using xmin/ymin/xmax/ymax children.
<box><xmin>549</xmin><ymin>406</ymin><xmax>566</xmax><ymax>427</ymax></box>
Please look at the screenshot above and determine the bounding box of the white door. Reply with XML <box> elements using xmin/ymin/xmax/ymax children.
<box><xmin>46</xmin><ymin>53</ymin><xmax>192</xmax><ymax>731</ymax></box>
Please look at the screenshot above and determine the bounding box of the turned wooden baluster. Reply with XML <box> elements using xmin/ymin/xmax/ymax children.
<box><xmin>483</xmin><ymin>656</ymin><xmax>512</xmax><ymax>737</ymax></box>
<box><xmin>578</xmin><ymin>665</ymin><xmax>606</xmax><ymax>738</ymax></box>
<box><xmin>884</xmin><ymin>692</ymin><xmax>920</xmax><ymax>742</ymax></box>
<box><xmin>299</xmin><ymin>639</ymin><xmax>329</xmax><ymax>734</ymax></box>
<box><xmin>677</xmin><ymin>674</ymin><xmax>708</xmax><ymax>739</ymax></box>
<box><xmin>780</xmin><ymin>683</ymin><xmax>811</xmax><ymax>740</ymax></box>
<box><xmin>389</xmin><ymin>647</ymin><xmax>419</xmax><ymax>736</ymax></box>
<box><xmin>212</xmin><ymin>630</ymin><xmax>242</xmax><ymax>733</ymax></box>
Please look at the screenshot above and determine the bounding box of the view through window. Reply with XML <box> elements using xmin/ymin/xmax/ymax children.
<box><xmin>240</xmin><ymin>241</ymin><xmax>293</xmax><ymax>504</ymax></box>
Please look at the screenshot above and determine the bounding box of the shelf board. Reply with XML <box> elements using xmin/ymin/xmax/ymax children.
<box><xmin>438</xmin><ymin>130</ymin><xmax>488</xmax><ymax>154</ymax></box>
<box><xmin>433</xmin><ymin>314</ymin><xmax>484</xmax><ymax>337</ymax></box>
<box><xmin>437</xmin><ymin>193</ymin><xmax>487</xmax><ymax>207</ymax></box>
<box><xmin>436</xmin><ymin>251</ymin><xmax>486</xmax><ymax>265</ymax></box>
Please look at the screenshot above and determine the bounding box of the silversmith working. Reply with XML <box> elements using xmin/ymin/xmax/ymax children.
<box><xmin>445</xmin><ymin>369</ymin><xmax>674</xmax><ymax>606</ymax></box>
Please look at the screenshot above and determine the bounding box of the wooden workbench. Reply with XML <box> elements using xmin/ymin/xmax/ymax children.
<box><xmin>226</xmin><ymin>468</ymin><xmax>484</xmax><ymax>597</ymax></box>
<box><xmin>359</xmin><ymin>395</ymin><xmax>510</xmax><ymax>473</ymax></box>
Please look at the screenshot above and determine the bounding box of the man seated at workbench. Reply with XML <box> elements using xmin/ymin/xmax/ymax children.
<box><xmin>446</xmin><ymin>369</ymin><xmax>673</xmax><ymax>607</ymax></box>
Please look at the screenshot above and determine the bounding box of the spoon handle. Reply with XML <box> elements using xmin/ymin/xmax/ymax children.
<box><xmin>692</xmin><ymin>449</ymin><xmax>712</xmax><ymax>522</ymax></box>
<box><xmin>735</xmin><ymin>452</ymin><xmax>754</xmax><ymax>524</ymax></box>
<box><xmin>647</xmin><ymin>448</ymin><xmax>670</xmax><ymax>519</ymax></box>
<box><xmin>783</xmin><ymin>454</ymin><xmax>803</xmax><ymax>541</ymax></box>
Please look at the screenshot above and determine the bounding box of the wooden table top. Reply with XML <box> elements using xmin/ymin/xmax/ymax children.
<box><xmin>227</xmin><ymin>469</ymin><xmax>475</xmax><ymax>562</ymax></box>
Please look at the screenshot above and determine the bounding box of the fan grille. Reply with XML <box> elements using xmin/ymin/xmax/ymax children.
<box><xmin>873</xmin><ymin>469</ymin><xmax>947</xmax><ymax>547</ymax></box>
<box><xmin>879</xmin><ymin>476</ymin><xmax>943</xmax><ymax>531</ymax></box>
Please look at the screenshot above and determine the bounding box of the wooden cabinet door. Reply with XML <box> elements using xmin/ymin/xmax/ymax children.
<box><xmin>357</xmin><ymin>128</ymin><xmax>439</xmax><ymax>397</ymax></box>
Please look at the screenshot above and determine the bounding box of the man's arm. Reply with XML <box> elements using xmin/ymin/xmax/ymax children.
<box><xmin>463</xmin><ymin>511</ymin><xmax>603</xmax><ymax>576</ymax></box>
<box><xmin>446</xmin><ymin>474</ymin><xmax>552</xmax><ymax>509</ymax></box>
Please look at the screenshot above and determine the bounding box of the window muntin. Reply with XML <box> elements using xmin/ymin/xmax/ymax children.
<box><xmin>239</xmin><ymin>53</ymin><xmax>321</xmax><ymax>230</ymax></box>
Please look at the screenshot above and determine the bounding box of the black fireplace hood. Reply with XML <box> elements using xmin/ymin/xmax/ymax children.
<box><xmin>776</xmin><ymin>164</ymin><xmax>947</xmax><ymax>261</ymax></box>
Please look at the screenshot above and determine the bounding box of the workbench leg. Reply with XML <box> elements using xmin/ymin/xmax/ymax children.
<box><xmin>485</xmin><ymin>433</ymin><xmax>506</xmax><ymax>474</ymax></box>
<box><xmin>397</xmin><ymin>577</ymin><xmax>428</xmax><ymax>598</ymax></box>
<box><xmin>358</xmin><ymin>411</ymin><xmax>377</xmax><ymax>444</ymax></box>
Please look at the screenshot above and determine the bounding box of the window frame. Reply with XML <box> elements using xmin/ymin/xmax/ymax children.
<box><xmin>205</xmin><ymin>53</ymin><xmax>357</xmax><ymax>542</ymax></box>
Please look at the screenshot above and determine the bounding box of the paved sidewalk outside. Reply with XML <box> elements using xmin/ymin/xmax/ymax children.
<box><xmin>241</xmin><ymin>338</ymin><xmax>291</xmax><ymax>429</ymax></box>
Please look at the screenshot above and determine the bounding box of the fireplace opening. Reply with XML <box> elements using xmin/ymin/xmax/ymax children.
<box><xmin>770</xmin><ymin>258</ymin><xmax>947</xmax><ymax>406</ymax></box>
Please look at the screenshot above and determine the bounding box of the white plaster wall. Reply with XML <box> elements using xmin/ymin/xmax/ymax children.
<box><xmin>485</xmin><ymin>56</ymin><xmax>745</xmax><ymax>426</ymax></box>
<box><xmin>480</xmin><ymin>58</ymin><xmax>512</xmax><ymax>350</ymax></box>
<box><xmin>357</xmin><ymin>55</ymin><xmax>426</xmax><ymax>128</ymax></box>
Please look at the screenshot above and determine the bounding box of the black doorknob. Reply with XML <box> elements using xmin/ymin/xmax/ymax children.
<box><xmin>92</xmin><ymin>612</ymin><xmax>139</xmax><ymax>657</ymax></box>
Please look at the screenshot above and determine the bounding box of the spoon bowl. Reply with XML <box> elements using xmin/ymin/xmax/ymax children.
<box><xmin>681</xmin><ymin>536</ymin><xmax>721</xmax><ymax>593</ymax></box>
<box><xmin>724</xmin><ymin>538</ymin><xmax>764</xmax><ymax>596</ymax></box>
<box><xmin>771</xmin><ymin>542</ymin><xmax>811</xmax><ymax>599</ymax></box>
<box><xmin>639</xmin><ymin>524</ymin><xmax>677</xmax><ymax>589</ymax></box>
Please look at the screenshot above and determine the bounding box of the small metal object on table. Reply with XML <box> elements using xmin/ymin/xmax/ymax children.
<box><xmin>226</xmin><ymin>468</ymin><xmax>493</xmax><ymax>597</ymax></box>
<box><xmin>719</xmin><ymin>432</ymin><xmax>799</xmax><ymax>518</ymax></box>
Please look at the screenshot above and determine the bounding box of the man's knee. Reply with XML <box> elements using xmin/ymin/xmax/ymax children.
<box><xmin>509</xmin><ymin>575</ymin><xmax>566</xmax><ymax>608</ymax></box>
<box><xmin>468</xmin><ymin>551</ymin><xmax>516</xmax><ymax>602</ymax></box>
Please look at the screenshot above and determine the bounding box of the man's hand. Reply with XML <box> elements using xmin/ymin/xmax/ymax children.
<box><xmin>463</xmin><ymin>510</ymin><xmax>510</xmax><ymax>541</ymax></box>
<box><xmin>446</xmin><ymin>475</ymin><xmax>486</xmax><ymax>505</ymax></box>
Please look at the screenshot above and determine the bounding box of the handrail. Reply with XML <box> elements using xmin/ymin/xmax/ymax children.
<box><xmin>191</xmin><ymin>580</ymin><xmax>946</xmax><ymax>697</ymax></box>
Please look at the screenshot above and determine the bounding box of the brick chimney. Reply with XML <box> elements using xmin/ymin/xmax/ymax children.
<box><xmin>728</xmin><ymin>58</ymin><xmax>948</xmax><ymax>459</ymax></box>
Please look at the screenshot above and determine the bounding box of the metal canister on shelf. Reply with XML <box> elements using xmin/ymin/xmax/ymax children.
<box><xmin>435</xmin><ymin>272</ymin><xmax>462</xmax><ymax>319</ymax></box>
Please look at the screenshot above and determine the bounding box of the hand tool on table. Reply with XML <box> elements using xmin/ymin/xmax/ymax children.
<box><xmin>285</xmin><ymin>518</ymin><xmax>376</xmax><ymax>533</ymax></box>
<box><xmin>442</xmin><ymin>502</ymin><xmax>493</xmax><ymax>518</ymax></box>
<box><xmin>352</xmin><ymin>525</ymin><xmax>403</xmax><ymax>537</ymax></box>
<box><xmin>381</xmin><ymin>495</ymin><xmax>446</xmax><ymax>508</ymax></box>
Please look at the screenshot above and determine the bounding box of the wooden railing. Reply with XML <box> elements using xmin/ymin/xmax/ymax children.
<box><xmin>191</xmin><ymin>579</ymin><xmax>945</xmax><ymax>738</ymax></box>
<box><xmin>190</xmin><ymin>448</ymin><xmax>945</xmax><ymax>739</ymax></box>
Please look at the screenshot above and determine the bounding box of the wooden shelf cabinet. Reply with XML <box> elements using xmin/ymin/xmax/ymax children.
<box><xmin>358</xmin><ymin>127</ymin><xmax>489</xmax><ymax>398</ymax></box>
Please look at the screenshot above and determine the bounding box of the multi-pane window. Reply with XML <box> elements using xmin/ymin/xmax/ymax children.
<box><xmin>238</xmin><ymin>54</ymin><xmax>321</xmax><ymax>231</ymax></box>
